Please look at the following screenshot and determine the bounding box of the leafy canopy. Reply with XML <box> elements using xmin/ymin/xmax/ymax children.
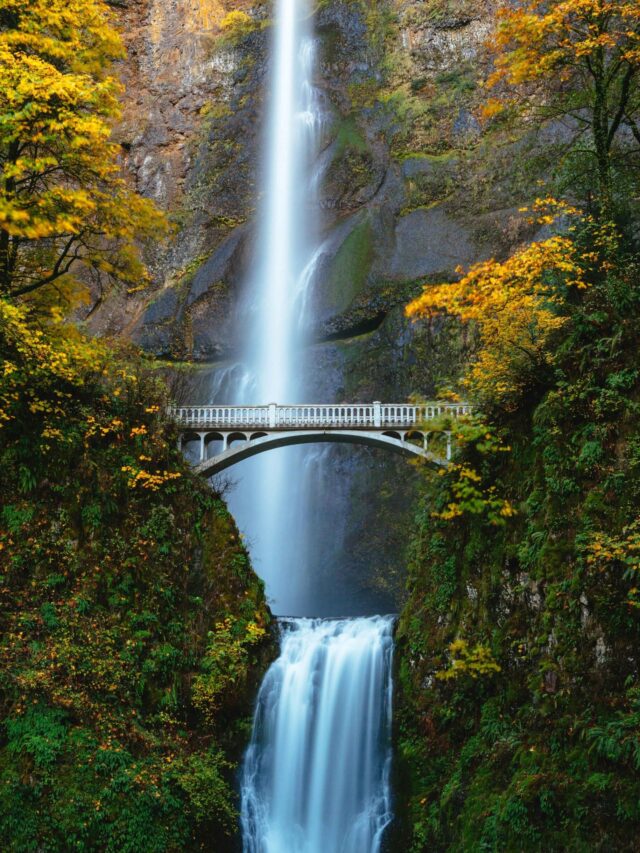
<box><xmin>485</xmin><ymin>0</ymin><xmax>640</xmax><ymax>214</ymax></box>
<box><xmin>406</xmin><ymin>201</ymin><xmax>609</xmax><ymax>410</ymax></box>
<box><xmin>0</xmin><ymin>0</ymin><xmax>165</xmax><ymax>299</ymax></box>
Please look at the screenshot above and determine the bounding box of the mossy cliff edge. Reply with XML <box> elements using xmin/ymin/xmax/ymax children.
<box><xmin>0</xmin><ymin>305</ymin><xmax>275</xmax><ymax>851</ymax></box>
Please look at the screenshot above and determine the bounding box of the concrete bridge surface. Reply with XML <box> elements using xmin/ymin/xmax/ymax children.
<box><xmin>172</xmin><ymin>402</ymin><xmax>472</xmax><ymax>476</ymax></box>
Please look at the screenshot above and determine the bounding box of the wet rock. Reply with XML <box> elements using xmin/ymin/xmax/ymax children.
<box><xmin>140</xmin><ymin>287</ymin><xmax>181</xmax><ymax>325</ymax></box>
<box><xmin>189</xmin><ymin>281</ymin><xmax>241</xmax><ymax>363</ymax></box>
<box><xmin>187</xmin><ymin>227</ymin><xmax>248</xmax><ymax>307</ymax></box>
<box><xmin>132</xmin><ymin>320</ymin><xmax>177</xmax><ymax>360</ymax></box>
<box><xmin>452</xmin><ymin>108</ymin><xmax>480</xmax><ymax>140</ymax></box>
<box><xmin>384</xmin><ymin>205</ymin><xmax>477</xmax><ymax>280</ymax></box>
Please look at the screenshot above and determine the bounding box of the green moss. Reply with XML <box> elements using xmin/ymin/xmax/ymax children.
<box><xmin>323</xmin><ymin>215</ymin><xmax>374</xmax><ymax>314</ymax></box>
<box><xmin>334</xmin><ymin>115</ymin><xmax>368</xmax><ymax>156</ymax></box>
<box><xmin>0</xmin><ymin>325</ymin><xmax>274</xmax><ymax>851</ymax></box>
<box><xmin>395</xmin><ymin>151</ymin><xmax>459</xmax><ymax>164</ymax></box>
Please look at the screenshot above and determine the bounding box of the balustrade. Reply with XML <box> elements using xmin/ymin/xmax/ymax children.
<box><xmin>172</xmin><ymin>401</ymin><xmax>471</xmax><ymax>430</ymax></box>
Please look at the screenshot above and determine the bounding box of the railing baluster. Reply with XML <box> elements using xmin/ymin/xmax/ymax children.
<box><xmin>174</xmin><ymin>402</ymin><xmax>470</xmax><ymax>454</ymax></box>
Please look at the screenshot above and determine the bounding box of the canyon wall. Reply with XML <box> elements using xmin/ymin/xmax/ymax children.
<box><xmin>93</xmin><ymin>0</ymin><xmax>531</xmax><ymax>609</ymax></box>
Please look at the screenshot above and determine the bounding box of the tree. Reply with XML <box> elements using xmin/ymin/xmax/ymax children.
<box><xmin>486</xmin><ymin>0</ymin><xmax>640</xmax><ymax>217</ymax></box>
<box><xmin>406</xmin><ymin>203</ymin><xmax>605</xmax><ymax>410</ymax></box>
<box><xmin>0</xmin><ymin>0</ymin><xmax>165</xmax><ymax>300</ymax></box>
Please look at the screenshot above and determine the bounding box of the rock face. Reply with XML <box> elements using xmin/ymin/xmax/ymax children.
<box><xmin>116</xmin><ymin>0</ymin><xmax>245</xmax><ymax>209</ymax></box>
<box><xmin>89</xmin><ymin>0</ymin><xmax>262</xmax><ymax>346</ymax></box>
<box><xmin>94</xmin><ymin>0</ymin><xmax>509</xmax><ymax>352</ymax></box>
<box><xmin>91</xmin><ymin>0</ymin><xmax>524</xmax><ymax>609</ymax></box>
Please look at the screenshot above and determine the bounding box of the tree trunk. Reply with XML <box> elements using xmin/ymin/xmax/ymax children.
<box><xmin>0</xmin><ymin>140</ymin><xmax>19</xmax><ymax>294</ymax></box>
<box><xmin>592</xmin><ymin>50</ymin><xmax>613</xmax><ymax>221</ymax></box>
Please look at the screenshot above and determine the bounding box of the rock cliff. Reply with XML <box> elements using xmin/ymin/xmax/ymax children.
<box><xmin>90</xmin><ymin>0</ymin><xmax>530</xmax><ymax>608</ymax></box>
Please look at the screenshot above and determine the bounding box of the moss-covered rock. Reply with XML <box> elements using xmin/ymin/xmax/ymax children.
<box><xmin>0</xmin><ymin>312</ymin><xmax>275</xmax><ymax>851</ymax></box>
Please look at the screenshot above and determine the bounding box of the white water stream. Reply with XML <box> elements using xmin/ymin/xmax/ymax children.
<box><xmin>208</xmin><ymin>0</ymin><xmax>396</xmax><ymax>848</ymax></box>
<box><xmin>214</xmin><ymin>0</ymin><xmax>326</xmax><ymax>617</ymax></box>
<box><xmin>241</xmin><ymin>617</ymin><xmax>395</xmax><ymax>853</ymax></box>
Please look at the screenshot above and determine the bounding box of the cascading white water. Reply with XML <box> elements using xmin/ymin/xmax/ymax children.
<box><xmin>214</xmin><ymin>0</ymin><xmax>326</xmax><ymax>616</ymax></box>
<box><xmin>248</xmin><ymin>0</ymin><xmax>311</xmax><ymax>397</ymax></box>
<box><xmin>241</xmin><ymin>616</ymin><xmax>395</xmax><ymax>853</ymax></box>
<box><xmin>209</xmin><ymin>1</ymin><xmax>398</xmax><ymax>848</ymax></box>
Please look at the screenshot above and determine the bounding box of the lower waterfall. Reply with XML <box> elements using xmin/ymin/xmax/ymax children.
<box><xmin>231</xmin><ymin>0</ymin><xmax>396</xmax><ymax>847</ymax></box>
<box><xmin>240</xmin><ymin>616</ymin><xmax>395</xmax><ymax>853</ymax></box>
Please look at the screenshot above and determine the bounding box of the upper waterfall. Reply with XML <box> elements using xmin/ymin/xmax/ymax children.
<box><xmin>247</xmin><ymin>0</ymin><xmax>322</xmax><ymax>404</ymax></box>
<box><xmin>214</xmin><ymin>0</ymin><xmax>328</xmax><ymax>616</ymax></box>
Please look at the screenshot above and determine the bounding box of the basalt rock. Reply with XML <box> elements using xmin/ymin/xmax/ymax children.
<box><xmin>89</xmin><ymin>0</ymin><xmax>510</xmax><ymax>609</ymax></box>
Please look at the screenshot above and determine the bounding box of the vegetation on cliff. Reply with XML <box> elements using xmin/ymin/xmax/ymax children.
<box><xmin>0</xmin><ymin>302</ymin><xmax>272</xmax><ymax>851</ymax></box>
<box><xmin>398</xmin><ymin>209</ymin><xmax>640</xmax><ymax>852</ymax></box>
<box><xmin>0</xmin><ymin>0</ymin><xmax>164</xmax><ymax>300</ymax></box>
<box><xmin>0</xmin><ymin>2</ymin><xmax>273</xmax><ymax>849</ymax></box>
<box><xmin>397</xmin><ymin>1</ymin><xmax>640</xmax><ymax>850</ymax></box>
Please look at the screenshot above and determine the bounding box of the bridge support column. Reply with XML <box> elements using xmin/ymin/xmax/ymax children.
<box><xmin>269</xmin><ymin>403</ymin><xmax>277</xmax><ymax>428</ymax></box>
<box><xmin>373</xmin><ymin>401</ymin><xmax>381</xmax><ymax>428</ymax></box>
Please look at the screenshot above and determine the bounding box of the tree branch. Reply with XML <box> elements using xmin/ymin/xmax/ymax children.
<box><xmin>9</xmin><ymin>235</ymin><xmax>83</xmax><ymax>298</ymax></box>
<box><xmin>607</xmin><ymin>64</ymin><xmax>636</xmax><ymax>150</ymax></box>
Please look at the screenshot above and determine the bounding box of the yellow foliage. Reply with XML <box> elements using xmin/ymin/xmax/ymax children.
<box><xmin>219</xmin><ymin>9</ymin><xmax>253</xmax><ymax>39</ymax></box>
<box><xmin>585</xmin><ymin>519</ymin><xmax>640</xmax><ymax>607</ymax></box>
<box><xmin>480</xmin><ymin>98</ymin><xmax>507</xmax><ymax>121</ymax></box>
<box><xmin>220</xmin><ymin>10</ymin><xmax>252</xmax><ymax>30</ymax></box>
<box><xmin>406</xmin><ymin>201</ymin><xmax>597</xmax><ymax>409</ymax></box>
<box><xmin>435</xmin><ymin>461</ymin><xmax>516</xmax><ymax>525</ymax></box>
<box><xmin>489</xmin><ymin>0</ymin><xmax>640</xmax><ymax>89</ymax></box>
<box><xmin>436</xmin><ymin>639</ymin><xmax>501</xmax><ymax>681</ymax></box>
<box><xmin>0</xmin><ymin>299</ymin><xmax>106</xmax><ymax>431</ymax></box>
<box><xmin>120</xmin><ymin>465</ymin><xmax>182</xmax><ymax>491</ymax></box>
<box><xmin>485</xmin><ymin>1</ymin><xmax>640</xmax><ymax>211</ymax></box>
<box><xmin>0</xmin><ymin>0</ymin><xmax>166</xmax><ymax>300</ymax></box>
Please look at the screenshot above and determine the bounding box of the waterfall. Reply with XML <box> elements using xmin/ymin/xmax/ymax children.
<box><xmin>240</xmin><ymin>617</ymin><xmax>395</xmax><ymax>853</ymax></box>
<box><xmin>207</xmin><ymin>0</ymin><xmax>398</xmax><ymax>847</ymax></box>
<box><xmin>214</xmin><ymin>0</ymin><xmax>325</xmax><ymax>617</ymax></box>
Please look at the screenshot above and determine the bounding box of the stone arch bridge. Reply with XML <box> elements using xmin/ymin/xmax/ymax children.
<box><xmin>173</xmin><ymin>402</ymin><xmax>471</xmax><ymax>477</ymax></box>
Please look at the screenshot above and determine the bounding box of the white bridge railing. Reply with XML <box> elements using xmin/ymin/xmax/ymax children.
<box><xmin>172</xmin><ymin>401</ymin><xmax>471</xmax><ymax>430</ymax></box>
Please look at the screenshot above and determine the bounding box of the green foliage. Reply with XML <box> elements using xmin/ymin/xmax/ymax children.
<box><xmin>397</xmin><ymin>222</ymin><xmax>640</xmax><ymax>850</ymax></box>
<box><xmin>192</xmin><ymin>617</ymin><xmax>266</xmax><ymax>724</ymax></box>
<box><xmin>175</xmin><ymin>749</ymin><xmax>238</xmax><ymax>836</ymax></box>
<box><xmin>0</xmin><ymin>305</ymin><xmax>273</xmax><ymax>851</ymax></box>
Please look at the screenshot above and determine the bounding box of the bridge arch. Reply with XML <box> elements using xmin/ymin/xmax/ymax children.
<box><xmin>404</xmin><ymin>429</ymin><xmax>425</xmax><ymax>447</ymax></box>
<box><xmin>382</xmin><ymin>430</ymin><xmax>401</xmax><ymax>440</ymax></box>
<box><xmin>227</xmin><ymin>431</ymin><xmax>249</xmax><ymax>447</ymax></box>
<box><xmin>193</xmin><ymin>429</ymin><xmax>448</xmax><ymax>478</ymax></box>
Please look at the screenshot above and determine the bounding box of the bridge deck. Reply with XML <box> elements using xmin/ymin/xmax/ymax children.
<box><xmin>172</xmin><ymin>401</ymin><xmax>471</xmax><ymax>431</ymax></box>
